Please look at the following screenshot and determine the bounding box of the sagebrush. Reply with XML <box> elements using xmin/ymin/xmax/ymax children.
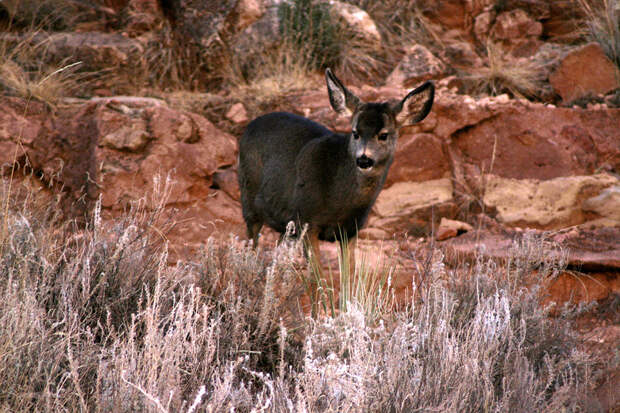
<box><xmin>0</xmin><ymin>177</ymin><xmax>599</xmax><ymax>412</ymax></box>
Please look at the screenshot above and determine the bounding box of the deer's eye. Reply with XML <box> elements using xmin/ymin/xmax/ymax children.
<box><xmin>378</xmin><ymin>133</ymin><xmax>389</xmax><ymax>141</ymax></box>
<box><xmin>352</xmin><ymin>131</ymin><xmax>360</xmax><ymax>140</ymax></box>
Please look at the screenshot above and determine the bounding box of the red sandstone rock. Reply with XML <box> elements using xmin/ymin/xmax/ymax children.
<box><xmin>329</xmin><ymin>1</ymin><xmax>381</xmax><ymax>44</ymax></box>
<box><xmin>491</xmin><ymin>9</ymin><xmax>542</xmax><ymax>40</ymax></box>
<box><xmin>434</xmin><ymin>91</ymin><xmax>620</xmax><ymax>180</ymax></box>
<box><xmin>436</xmin><ymin>218</ymin><xmax>473</xmax><ymax>241</ymax></box>
<box><xmin>225</xmin><ymin>103</ymin><xmax>249</xmax><ymax>124</ymax></box>
<box><xmin>489</xmin><ymin>9</ymin><xmax>542</xmax><ymax>56</ymax></box>
<box><xmin>385</xmin><ymin>133</ymin><xmax>449</xmax><ymax>187</ymax></box>
<box><xmin>2</xmin><ymin>82</ymin><xmax>620</xmax><ymax>257</ymax></box>
<box><xmin>549</xmin><ymin>43</ymin><xmax>620</xmax><ymax>104</ymax></box>
<box><xmin>442</xmin><ymin>227</ymin><xmax>620</xmax><ymax>273</ymax></box>
<box><xmin>386</xmin><ymin>45</ymin><xmax>449</xmax><ymax>88</ymax></box>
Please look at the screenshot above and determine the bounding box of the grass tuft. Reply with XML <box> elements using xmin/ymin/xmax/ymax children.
<box><xmin>462</xmin><ymin>41</ymin><xmax>544</xmax><ymax>98</ymax></box>
<box><xmin>0</xmin><ymin>31</ymin><xmax>89</xmax><ymax>106</ymax></box>
<box><xmin>0</xmin><ymin>0</ymin><xmax>85</xmax><ymax>31</ymax></box>
<box><xmin>577</xmin><ymin>0</ymin><xmax>620</xmax><ymax>68</ymax></box>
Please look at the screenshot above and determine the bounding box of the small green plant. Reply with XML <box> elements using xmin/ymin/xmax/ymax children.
<box><xmin>278</xmin><ymin>0</ymin><xmax>341</xmax><ymax>71</ymax></box>
<box><xmin>337</xmin><ymin>239</ymin><xmax>394</xmax><ymax>322</ymax></box>
<box><xmin>298</xmin><ymin>231</ymin><xmax>395</xmax><ymax>322</ymax></box>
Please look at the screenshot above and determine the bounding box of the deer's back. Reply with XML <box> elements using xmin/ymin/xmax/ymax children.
<box><xmin>238</xmin><ymin>112</ymin><xmax>334</xmax><ymax>233</ymax></box>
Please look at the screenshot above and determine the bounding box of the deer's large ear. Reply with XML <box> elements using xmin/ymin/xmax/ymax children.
<box><xmin>325</xmin><ymin>68</ymin><xmax>360</xmax><ymax>116</ymax></box>
<box><xmin>391</xmin><ymin>81</ymin><xmax>435</xmax><ymax>125</ymax></box>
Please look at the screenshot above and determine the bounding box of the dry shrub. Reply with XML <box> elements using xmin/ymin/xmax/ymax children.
<box><xmin>578</xmin><ymin>0</ymin><xmax>620</xmax><ymax>68</ymax></box>
<box><xmin>348</xmin><ymin>0</ymin><xmax>441</xmax><ymax>47</ymax></box>
<box><xmin>0</xmin><ymin>176</ymin><xmax>304</xmax><ymax>411</ymax></box>
<box><xmin>295</xmin><ymin>233</ymin><xmax>596</xmax><ymax>412</ymax></box>
<box><xmin>0</xmin><ymin>185</ymin><xmax>164</xmax><ymax>410</ymax></box>
<box><xmin>0</xmin><ymin>31</ymin><xmax>90</xmax><ymax>106</ymax></box>
<box><xmin>345</xmin><ymin>0</ymin><xmax>442</xmax><ymax>71</ymax></box>
<box><xmin>0</xmin><ymin>176</ymin><xmax>599</xmax><ymax>411</ymax></box>
<box><xmin>462</xmin><ymin>42</ymin><xmax>545</xmax><ymax>98</ymax></box>
<box><xmin>138</xmin><ymin>26</ymin><xmax>212</xmax><ymax>93</ymax></box>
<box><xmin>0</xmin><ymin>0</ymin><xmax>85</xmax><ymax>31</ymax></box>
<box><xmin>225</xmin><ymin>39</ymin><xmax>315</xmax><ymax>111</ymax></box>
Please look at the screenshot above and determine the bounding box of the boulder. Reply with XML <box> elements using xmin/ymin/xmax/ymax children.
<box><xmin>364</xmin><ymin>178</ymin><xmax>456</xmax><ymax>238</ymax></box>
<box><xmin>386</xmin><ymin>133</ymin><xmax>450</xmax><ymax>187</ymax></box>
<box><xmin>489</xmin><ymin>9</ymin><xmax>542</xmax><ymax>56</ymax></box>
<box><xmin>212</xmin><ymin>167</ymin><xmax>241</xmax><ymax>201</ymax></box>
<box><xmin>147</xmin><ymin>105</ymin><xmax>198</xmax><ymax>143</ymax></box>
<box><xmin>90</xmin><ymin>99</ymin><xmax>241</xmax><ymax>256</ymax></box>
<box><xmin>440</xmin><ymin>92</ymin><xmax>620</xmax><ymax>180</ymax></box>
<box><xmin>95</xmin><ymin>101</ymin><xmax>237</xmax><ymax>210</ymax></box>
<box><xmin>386</xmin><ymin>45</ymin><xmax>448</xmax><ymax>88</ymax></box>
<box><xmin>374</xmin><ymin>178</ymin><xmax>454</xmax><ymax>218</ymax></box>
<box><xmin>98</xmin><ymin>106</ymin><xmax>150</xmax><ymax>152</ymax></box>
<box><xmin>328</xmin><ymin>0</ymin><xmax>381</xmax><ymax>44</ymax></box>
<box><xmin>436</xmin><ymin>218</ymin><xmax>473</xmax><ymax>241</ymax></box>
<box><xmin>582</xmin><ymin>185</ymin><xmax>620</xmax><ymax>226</ymax></box>
<box><xmin>482</xmin><ymin>173</ymin><xmax>619</xmax><ymax>229</ymax></box>
<box><xmin>549</xmin><ymin>43</ymin><xmax>620</xmax><ymax>104</ymax></box>
<box><xmin>226</xmin><ymin>102</ymin><xmax>249</xmax><ymax>124</ymax></box>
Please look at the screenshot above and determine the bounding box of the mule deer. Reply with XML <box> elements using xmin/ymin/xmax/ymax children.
<box><xmin>238</xmin><ymin>68</ymin><xmax>434</xmax><ymax>274</ymax></box>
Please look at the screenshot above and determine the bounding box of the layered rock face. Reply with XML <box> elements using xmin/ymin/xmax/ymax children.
<box><xmin>0</xmin><ymin>97</ymin><xmax>240</xmax><ymax>260</ymax></box>
<box><xmin>2</xmin><ymin>87</ymin><xmax>618</xmax><ymax>259</ymax></box>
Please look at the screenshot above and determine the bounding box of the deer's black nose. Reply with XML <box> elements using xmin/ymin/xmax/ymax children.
<box><xmin>356</xmin><ymin>155</ymin><xmax>374</xmax><ymax>169</ymax></box>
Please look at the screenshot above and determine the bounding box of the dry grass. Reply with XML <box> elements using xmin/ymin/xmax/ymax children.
<box><xmin>0</xmin><ymin>176</ymin><xmax>602</xmax><ymax>411</ymax></box>
<box><xmin>1</xmin><ymin>0</ymin><xmax>85</xmax><ymax>31</ymax></box>
<box><xmin>225</xmin><ymin>40</ymin><xmax>315</xmax><ymax>110</ymax></box>
<box><xmin>348</xmin><ymin>0</ymin><xmax>441</xmax><ymax>48</ymax></box>
<box><xmin>577</xmin><ymin>0</ymin><xmax>620</xmax><ymax>68</ymax></box>
<box><xmin>0</xmin><ymin>31</ymin><xmax>88</xmax><ymax>106</ymax></box>
<box><xmin>462</xmin><ymin>41</ymin><xmax>545</xmax><ymax>98</ymax></box>
<box><xmin>139</xmin><ymin>26</ymin><xmax>212</xmax><ymax>93</ymax></box>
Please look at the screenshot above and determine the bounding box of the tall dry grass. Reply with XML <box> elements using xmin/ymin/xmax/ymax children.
<box><xmin>578</xmin><ymin>0</ymin><xmax>620</xmax><ymax>68</ymax></box>
<box><xmin>0</xmin><ymin>176</ymin><xmax>599</xmax><ymax>411</ymax></box>
<box><xmin>0</xmin><ymin>31</ymin><xmax>86</xmax><ymax>106</ymax></box>
<box><xmin>462</xmin><ymin>41</ymin><xmax>545</xmax><ymax>98</ymax></box>
<box><xmin>1</xmin><ymin>0</ymin><xmax>86</xmax><ymax>31</ymax></box>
